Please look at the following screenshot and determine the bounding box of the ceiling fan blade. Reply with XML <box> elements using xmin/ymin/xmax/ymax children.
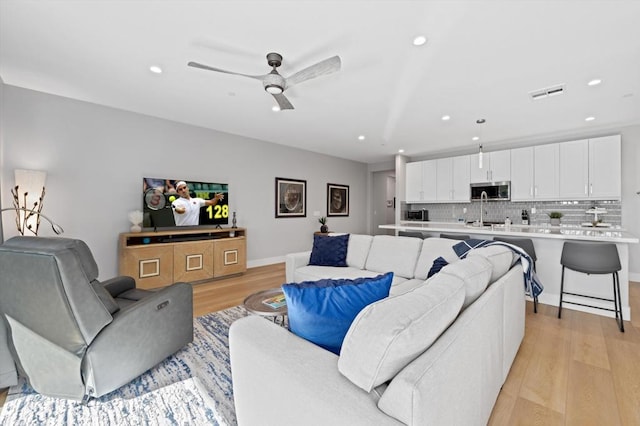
<box><xmin>272</xmin><ymin>93</ymin><xmax>294</xmax><ymax>110</ymax></box>
<box><xmin>187</xmin><ymin>61</ymin><xmax>265</xmax><ymax>80</ymax></box>
<box><xmin>286</xmin><ymin>55</ymin><xmax>341</xmax><ymax>87</ymax></box>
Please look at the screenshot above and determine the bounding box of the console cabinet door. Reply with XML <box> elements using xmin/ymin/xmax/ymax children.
<box><xmin>589</xmin><ymin>135</ymin><xmax>621</xmax><ymax>199</ymax></box>
<box><xmin>120</xmin><ymin>245</ymin><xmax>174</xmax><ymax>289</ymax></box>
<box><xmin>559</xmin><ymin>139</ymin><xmax>589</xmax><ymax>199</ymax></box>
<box><xmin>511</xmin><ymin>147</ymin><xmax>534</xmax><ymax>201</ymax></box>
<box><xmin>213</xmin><ymin>237</ymin><xmax>247</xmax><ymax>278</ymax></box>
<box><xmin>173</xmin><ymin>241</ymin><xmax>214</xmax><ymax>282</ymax></box>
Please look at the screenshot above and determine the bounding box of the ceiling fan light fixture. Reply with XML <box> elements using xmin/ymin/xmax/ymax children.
<box><xmin>265</xmin><ymin>84</ymin><xmax>283</xmax><ymax>94</ymax></box>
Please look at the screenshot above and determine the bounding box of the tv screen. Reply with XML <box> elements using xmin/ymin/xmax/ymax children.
<box><xmin>142</xmin><ymin>177</ymin><xmax>229</xmax><ymax>228</ymax></box>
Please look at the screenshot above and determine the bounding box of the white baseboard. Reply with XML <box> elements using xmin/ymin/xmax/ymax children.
<box><xmin>247</xmin><ymin>256</ymin><xmax>285</xmax><ymax>269</ymax></box>
<box><xmin>629</xmin><ymin>272</ymin><xmax>640</xmax><ymax>283</ymax></box>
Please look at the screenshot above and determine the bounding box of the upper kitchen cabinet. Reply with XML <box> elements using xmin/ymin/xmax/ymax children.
<box><xmin>559</xmin><ymin>139</ymin><xmax>589</xmax><ymax>199</ymax></box>
<box><xmin>469</xmin><ymin>150</ymin><xmax>511</xmax><ymax>183</ymax></box>
<box><xmin>588</xmin><ymin>135</ymin><xmax>621</xmax><ymax>199</ymax></box>
<box><xmin>511</xmin><ymin>144</ymin><xmax>559</xmax><ymax>201</ymax></box>
<box><xmin>558</xmin><ymin>135</ymin><xmax>621</xmax><ymax>200</ymax></box>
<box><xmin>405</xmin><ymin>159</ymin><xmax>437</xmax><ymax>203</ymax></box>
<box><xmin>436</xmin><ymin>156</ymin><xmax>471</xmax><ymax>202</ymax></box>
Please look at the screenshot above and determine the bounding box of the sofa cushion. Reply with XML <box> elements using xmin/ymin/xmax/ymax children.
<box><xmin>282</xmin><ymin>272</ymin><xmax>393</xmax><ymax>355</ymax></box>
<box><xmin>308</xmin><ymin>234</ymin><xmax>349</xmax><ymax>267</ymax></box>
<box><xmin>467</xmin><ymin>245</ymin><xmax>514</xmax><ymax>284</ymax></box>
<box><xmin>338</xmin><ymin>272</ymin><xmax>465</xmax><ymax>392</ymax></box>
<box><xmin>413</xmin><ymin>237</ymin><xmax>459</xmax><ymax>280</ymax></box>
<box><xmin>365</xmin><ymin>235</ymin><xmax>423</xmax><ymax>279</ymax></box>
<box><xmin>345</xmin><ymin>234</ymin><xmax>374</xmax><ymax>269</ymax></box>
<box><xmin>439</xmin><ymin>256</ymin><xmax>493</xmax><ymax>308</ymax></box>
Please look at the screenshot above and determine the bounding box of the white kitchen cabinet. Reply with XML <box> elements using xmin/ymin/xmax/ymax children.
<box><xmin>559</xmin><ymin>139</ymin><xmax>589</xmax><ymax>199</ymax></box>
<box><xmin>510</xmin><ymin>147</ymin><xmax>534</xmax><ymax>201</ymax></box>
<box><xmin>589</xmin><ymin>135</ymin><xmax>621</xmax><ymax>199</ymax></box>
<box><xmin>405</xmin><ymin>160</ymin><xmax>437</xmax><ymax>202</ymax></box>
<box><xmin>469</xmin><ymin>150</ymin><xmax>511</xmax><ymax>183</ymax></box>
<box><xmin>534</xmin><ymin>144</ymin><xmax>559</xmax><ymax>200</ymax></box>
<box><xmin>511</xmin><ymin>144</ymin><xmax>559</xmax><ymax>201</ymax></box>
<box><xmin>436</xmin><ymin>156</ymin><xmax>470</xmax><ymax>202</ymax></box>
<box><xmin>558</xmin><ymin>135</ymin><xmax>621</xmax><ymax>200</ymax></box>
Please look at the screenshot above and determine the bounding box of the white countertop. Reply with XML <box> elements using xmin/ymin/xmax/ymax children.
<box><xmin>381</xmin><ymin>221</ymin><xmax>639</xmax><ymax>244</ymax></box>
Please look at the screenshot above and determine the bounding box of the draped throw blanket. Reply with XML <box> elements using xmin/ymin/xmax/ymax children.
<box><xmin>452</xmin><ymin>239</ymin><xmax>544</xmax><ymax>298</ymax></box>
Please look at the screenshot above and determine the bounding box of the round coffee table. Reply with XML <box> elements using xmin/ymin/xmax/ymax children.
<box><xmin>243</xmin><ymin>288</ymin><xmax>288</xmax><ymax>326</ymax></box>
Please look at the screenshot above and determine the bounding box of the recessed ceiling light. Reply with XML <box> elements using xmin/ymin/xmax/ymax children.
<box><xmin>585</xmin><ymin>116</ymin><xmax>595</xmax><ymax>122</ymax></box>
<box><xmin>472</xmin><ymin>136</ymin><xmax>480</xmax><ymax>141</ymax></box>
<box><xmin>272</xmin><ymin>106</ymin><xmax>280</xmax><ymax>112</ymax></box>
<box><xmin>413</xmin><ymin>35</ymin><xmax>427</xmax><ymax>46</ymax></box>
<box><xmin>587</xmin><ymin>79</ymin><xmax>602</xmax><ymax>86</ymax></box>
<box><xmin>358</xmin><ymin>135</ymin><xmax>366</xmax><ymax>141</ymax></box>
<box><xmin>149</xmin><ymin>65</ymin><xmax>163</xmax><ymax>74</ymax></box>
<box><xmin>398</xmin><ymin>149</ymin><xmax>405</xmax><ymax>153</ymax></box>
<box><xmin>441</xmin><ymin>115</ymin><xmax>451</xmax><ymax>121</ymax></box>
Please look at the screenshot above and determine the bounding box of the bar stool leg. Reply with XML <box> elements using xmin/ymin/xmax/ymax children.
<box><xmin>534</xmin><ymin>295</ymin><xmax>538</xmax><ymax>313</ymax></box>
<box><xmin>558</xmin><ymin>266</ymin><xmax>565</xmax><ymax>319</ymax></box>
<box><xmin>614</xmin><ymin>272</ymin><xmax>624</xmax><ymax>332</ymax></box>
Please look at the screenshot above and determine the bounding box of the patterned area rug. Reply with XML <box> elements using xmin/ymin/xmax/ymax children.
<box><xmin>0</xmin><ymin>305</ymin><xmax>249</xmax><ymax>425</ymax></box>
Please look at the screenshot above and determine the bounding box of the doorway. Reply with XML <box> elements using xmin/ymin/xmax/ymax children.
<box><xmin>371</xmin><ymin>170</ymin><xmax>395</xmax><ymax>235</ymax></box>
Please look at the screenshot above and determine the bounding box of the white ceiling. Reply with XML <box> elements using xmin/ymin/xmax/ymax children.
<box><xmin>2</xmin><ymin>1</ymin><xmax>640</xmax><ymax>164</ymax></box>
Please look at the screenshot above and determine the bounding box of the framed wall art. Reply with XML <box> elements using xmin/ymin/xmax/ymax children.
<box><xmin>275</xmin><ymin>177</ymin><xmax>306</xmax><ymax>218</ymax></box>
<box><xmin>327</xmin><ymin>183</ymin><xmax>349</xmax><ymax>217</ymax></box>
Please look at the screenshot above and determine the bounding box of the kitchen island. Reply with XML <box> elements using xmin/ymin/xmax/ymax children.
<box><xmin>380</xmin><ymin>221</ymin><xmax>639</xmax><ymax>320</ymax></box>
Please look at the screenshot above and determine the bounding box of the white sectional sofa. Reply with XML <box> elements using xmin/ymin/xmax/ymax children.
<box><xmin>230</xmin><ymin>234</ymin><xmax>526</xmax><ymax>425</ymax></box>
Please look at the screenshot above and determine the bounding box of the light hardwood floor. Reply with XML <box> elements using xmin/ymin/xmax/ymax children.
<box><xmin>2</xmin><ymin>263</ymin><xmax>639</xmax><ymax>425</ymax></box>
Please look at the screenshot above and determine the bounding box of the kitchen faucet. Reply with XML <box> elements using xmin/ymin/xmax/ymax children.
<box><xmin>480</xmin><ymin>191</ymin><xmax>488</xmax><ymax>226</ymax></box>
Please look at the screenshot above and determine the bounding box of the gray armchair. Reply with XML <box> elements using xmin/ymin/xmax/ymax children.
<box><xmin>0</xmin><ymin>236</ymin><xmax>193</xmax><ymax>401</ymax></box>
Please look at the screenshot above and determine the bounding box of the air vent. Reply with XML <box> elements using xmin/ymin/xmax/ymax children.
<box><xmin>529</xmin><ymin>84</ymin><xmax>566</xmax><ymax>101</ymax></box>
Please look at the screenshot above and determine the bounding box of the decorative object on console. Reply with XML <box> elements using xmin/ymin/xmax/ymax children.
<box><xmin>128</xmin><ymin>210</ymin><xmax>143</xmax><ymax>232</ymax></box>
<box><xmin>327</xmin><ymin>183</ymin><xmax>349</xmax><ymax>217</ymax></box>
<box><xmin>282</xmin><ymin>272</ymin><xmax>393</xmax><ymax>354</ymax></box>
<box><xmin>548</xmin><ymin>211</ymin><xmax>563</xmax><ymax>226</ymax></box>
<box><xmin>11</xmin><ymin>169</ymin><xmax>47</xmax><ymax>235</ymax></box>
<box><xmin>318</xmin><ymin>216</ymin><xmax>328</xmax><ymax>233</ymax></box>
<box><xmin>275</xmin><ymin>177</ymin><xmax>306</xmax><ymax>218</ymax></box>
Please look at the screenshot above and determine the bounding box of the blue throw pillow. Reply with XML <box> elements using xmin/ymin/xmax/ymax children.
<box><xmin>282</xmin><ymin>272</ymin><xmax>394</xmax><ymax>354</ymax></box>
<box><xmin>427</xmin><ymin>256</ymin><xmax>449</xmax><ymax>278</ymax></box>
<box><xmin>308</xmin><ymin>234</ymin><xmax>349</xmax><ymax>267</ymax></box>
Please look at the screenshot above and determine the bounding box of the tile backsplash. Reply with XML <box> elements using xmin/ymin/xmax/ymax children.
<box><xmin>404</xmin><ymin>200</ymin><xmax>621</xmax><ymax>227</ymax></box>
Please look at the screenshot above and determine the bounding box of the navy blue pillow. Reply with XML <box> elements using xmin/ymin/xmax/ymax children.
<box><xmin>282</xmin><ymin>272</ymin><xmax>394</xmax><ymax>354</ymax></box>
<box><xmin>427</xmin><ymin>256</ymin><xmax>449</xmax><ymax>278</ymax></box>
<box><xmin>308</xmin><ymin>234</ymin><xmax>349</xmax><ymax>267</ymax></box>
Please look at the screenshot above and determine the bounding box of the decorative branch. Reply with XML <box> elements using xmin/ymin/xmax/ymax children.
<box><xmin>9</xmin><ymin>185</ymin><xmax>47</xmax><ymax>236</ymax></box>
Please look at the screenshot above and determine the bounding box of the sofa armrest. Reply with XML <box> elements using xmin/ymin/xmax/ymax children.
<box><xmin>101</xmin><ymin>276</ymin><xmax>136</xmax><ymax>297</ymax></box>
<box><xmin>285</xmin><ymin>251</ymin><xmax>311</xmax><ymax>282</ymax></box>
<box><xmin>83</xmin><ymin>282</ymin><xmax>193</xmax><ymax>397</ymax></box>
<box><xmin>230</xmin><ymin>316</ymin><xmax>401</xmax><ymax>426</ymax></box>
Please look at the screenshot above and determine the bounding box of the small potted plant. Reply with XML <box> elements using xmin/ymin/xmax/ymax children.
<box><xmin>548</xmin><ymin>211</ymin><xmax>563</xmax><ymax>226</ymax></box>
<box><xmin>318</xmin><ymin>216</ymin><xmax>328</xmax><ymax>233</ymax></box>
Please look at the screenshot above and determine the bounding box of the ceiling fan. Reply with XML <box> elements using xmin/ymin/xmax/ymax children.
<box><xmin>188</xmin><ymin>52</ymin><xmax>341</xmax><ymax>110</ymax></box>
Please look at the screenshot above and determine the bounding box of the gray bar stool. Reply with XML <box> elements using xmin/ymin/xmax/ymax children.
<box><xmin>558</xmin><ymin>241</ymin><xmax>624</xmax><ymax>332</ymax></box>
<box><xmin>493</xmin><ymin>236</ymin><xmax>538</xmax><ymax>313</ymax></box>
<box><xmin>440</xmin><ymin>233</ymin><xmax>470</xmax><ymax>240</ymax></box>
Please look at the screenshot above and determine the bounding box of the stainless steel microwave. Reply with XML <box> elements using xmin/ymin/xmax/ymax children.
<box><xmin>470</xmin><ymin>182</ymin><xmax>510</xmax><ymax>201</ymax></box>
<box><xmin>406</xmin><ymin>209</ymin><xmax>429</xmax><ymax>221</ymax></box>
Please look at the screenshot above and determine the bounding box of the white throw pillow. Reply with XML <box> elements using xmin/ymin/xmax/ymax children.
<box><xmin>337</xmin><ymin>274</ymin><xmax>465</xmax><ymax>392</ymax></box>
<box><xmin>467</xmin><ymin>245</ymin><xmax>514</xmax><ymax>284</ymax></box>
<box><xmin>439</xmin><ymin>256</ymin><xmax>493</xmax><ymax>308</ymax></box>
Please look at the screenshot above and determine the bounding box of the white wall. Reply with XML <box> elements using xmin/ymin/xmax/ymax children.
<box><xmin>0</xmin><ymin>85</ymin><xmax>369</xmax><ymax>278</ymax></box>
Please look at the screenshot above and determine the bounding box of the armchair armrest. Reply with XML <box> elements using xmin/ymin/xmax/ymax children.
<box><xmin>285</xmin><ymin>250</ymin><xmax>311</xmax><ymax>282</ymax></box>
<box><xmin>230</xmin><ymin>316</ymin><xmax>401</xmax><ymax>426</ymax></box>
<box><xmin>83</xmin><ymin>282</ymin><xmax>193</xmax><ymax>397</ymax></box>
<box><xmin>101</xmin><ymin>276</ymin><xmax>136</xmax><ymax>297</ymax></box>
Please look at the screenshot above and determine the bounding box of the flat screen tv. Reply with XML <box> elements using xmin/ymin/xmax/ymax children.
<box><xmin>142</xmin><ymin>177</ymin><xmax>229</xmax><ymax>229</ymax></box>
